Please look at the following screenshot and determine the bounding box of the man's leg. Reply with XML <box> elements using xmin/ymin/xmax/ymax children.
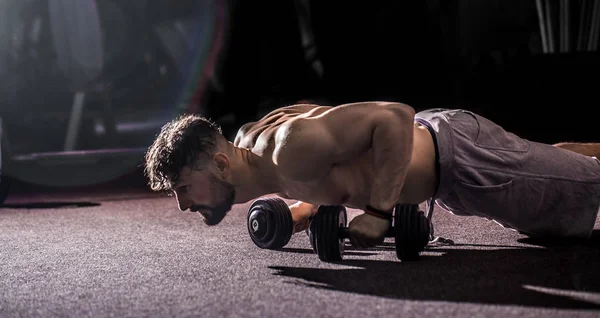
<box><xmin>417</xmin><ymin>109</ymin><xmax>600</xmax><ymax>238</ymax></box>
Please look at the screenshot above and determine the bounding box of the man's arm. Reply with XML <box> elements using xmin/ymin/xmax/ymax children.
<box><xmin>273</xmin><ymin>102</ymin><xmax>415</xmax><ymax>212</ymax></box>
<box><xmin>554</xmin><ymin>142</ymin><xmax>600</xmax><ymax>157</ymax></box>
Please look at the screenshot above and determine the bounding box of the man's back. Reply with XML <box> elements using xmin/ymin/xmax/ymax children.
<box><xmin>233</xmin><ymin>104</ymin><xmax>331</xmax><ymax>154</ymax></box>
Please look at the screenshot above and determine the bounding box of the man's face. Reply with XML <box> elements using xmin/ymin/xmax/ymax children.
<box><xmin>172</xmin><ymin>166</ymin><xmax>236</xmax><ymax>225</ymax></box>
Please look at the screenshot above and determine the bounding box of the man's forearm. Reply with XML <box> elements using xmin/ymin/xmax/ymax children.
<box><xmin>554</xmin><ymin>142</ymin><xmax>600</xmax><ymax>157</ymax></box>
<box><xmin>368</xmin><ymin>111</ymin><xmax>414</xmax><ymax>213</ymax></box>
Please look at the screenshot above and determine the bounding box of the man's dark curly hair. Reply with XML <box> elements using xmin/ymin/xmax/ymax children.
<box><xmin>144</xmin><ymin>114</ymin><xmax>223</xmax><ymax>192</ymax></box>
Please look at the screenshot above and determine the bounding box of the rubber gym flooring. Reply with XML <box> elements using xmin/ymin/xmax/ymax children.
<box><xmin>1</xmin><ymin>170</ymin><xmax>600</xmax><ymax>317</ymax></box>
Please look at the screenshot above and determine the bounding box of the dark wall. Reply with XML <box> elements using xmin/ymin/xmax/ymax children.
<box><xmin>307</xmin><ymin>1</ymin><xmax>450</xmax><ymax>107</ymax></box>
<box><xmin>201</xmin><ymin>0</ymin><xmax>321</xmax><ymax>135</ymax></box>
<box><xmin>433</xmin><ymin>0</ymin><xmax>598</xmax><ymax>144</ymax></box>
<box><xmin>187</xmin><ymin>1</ymin><xmax>600</xmax><ymax>143</ymax></box>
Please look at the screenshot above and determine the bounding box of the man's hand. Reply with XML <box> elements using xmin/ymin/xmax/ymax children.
<box><xmin>348</xmin><ymin>213</ymin><xmax>391</xmax><ymax>248</ymax></box>
<box><xmin>289</xmin><ymin>201</ymin><xmax>318</xmax><ymax>233</ymax></box>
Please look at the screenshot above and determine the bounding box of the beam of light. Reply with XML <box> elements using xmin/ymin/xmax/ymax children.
<box><xmin>166</xmin><ymin>0</ymin><xmax>228</xmax><ymax>117</ymax></box>
<box><xmin>0</xmin><ymin>1</ymin><xmax>229</xmax><ymax>188</ymax></box>
<box><xmin>523</xmin><ymin>284</ymin><xmax>600</xmax><ymax>305</ymax></box>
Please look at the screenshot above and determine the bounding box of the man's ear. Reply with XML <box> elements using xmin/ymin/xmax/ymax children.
<box><xmin>213</xmin><ymin>153</ymin><xmax>230</xmax><ymax>176</ymax></box>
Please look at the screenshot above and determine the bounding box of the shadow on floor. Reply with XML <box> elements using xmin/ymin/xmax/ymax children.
<box><xmin>279</xmin><ymin>247</ymin><xmax>379</xmax><ymax>257</ymax></box>
<box><xmin>270</xmin><ymin>231</ymin><xmax>600</xmax><ymax>309</ymax></box>
<box><xmin>1</xmin><ymin>201</ymin><xmax>101</xmax><ymax>209</ymax></box>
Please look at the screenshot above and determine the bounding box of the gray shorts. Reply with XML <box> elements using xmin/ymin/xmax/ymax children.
<box><xmin>415</xmin><ymin>109</ymin><xmax>600</xmax><ymax>238</ymax></box>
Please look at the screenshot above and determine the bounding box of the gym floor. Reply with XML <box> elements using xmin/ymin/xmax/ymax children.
<box><xmin>1</xmin><ymin>169</ymin><xmax>599</xmax><ymax>317</ymax></box>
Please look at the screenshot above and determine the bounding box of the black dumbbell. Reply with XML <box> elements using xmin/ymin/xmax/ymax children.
<box><xmin>247</xmin><ymin>198</ymin><xmax>293</xmax><ymax>250</ymax></box>
<box><xmin>309</xmin><ymin>204</ymin><xmax>430</xmax><ymax>262</ymax></box>
<box><xmin>393</xmin><ymin>204</ymin><xmax>430</xmax><ymax>261</ymax></box>
<box><xmin>307</xmin><ymin>205</ymin><xmax>348</xmax><ymax>262</ymax></box>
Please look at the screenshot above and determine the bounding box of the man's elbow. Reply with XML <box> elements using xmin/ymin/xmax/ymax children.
<box><xmin>374</xmin><ymin>104</ymin><xmax>415</xmax><ymax>131</ymax></box>
<box><xmin>384</xmin><ymin>102</ymin><xmax>415</xmax><ymax>119</ymax></box>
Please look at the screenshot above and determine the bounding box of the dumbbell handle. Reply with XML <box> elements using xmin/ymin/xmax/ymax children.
<box><xmin>338</xmin><ymin>226</ymin><xmax>395</xmax><ymax>239</ymax></box>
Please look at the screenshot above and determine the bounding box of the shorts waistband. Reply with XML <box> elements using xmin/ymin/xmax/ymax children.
<box><xmin>415</xmin><ymin>118</ymin><xmax>441</xmax><ymax>196</ymax></box>
<box><xmin>414</xmin><ymin>109</ymin><xmax>459</xmax><ymax>200</ymax></box>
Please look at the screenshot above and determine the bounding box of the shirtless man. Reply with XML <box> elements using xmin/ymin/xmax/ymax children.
<box><xmin>144</xmin><ymin>101</ymin><xmax>600</xmax><ymax>248</ymax></box>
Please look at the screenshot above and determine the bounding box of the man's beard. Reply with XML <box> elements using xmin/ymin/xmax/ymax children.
<box><xmin>195</xmin><ymin>176</ymin><xmax>236</xmax><ymax>226</ymax></box>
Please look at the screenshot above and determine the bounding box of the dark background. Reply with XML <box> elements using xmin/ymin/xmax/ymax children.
<box><xmin>202</xmin><ymin>0</ymin><xmax>599</xmax><ymax>144</ymax></box>
<box><xmin>1</xmin><ymin>0</ymin><xmax>598</xmax><ymax>156</ymax></box>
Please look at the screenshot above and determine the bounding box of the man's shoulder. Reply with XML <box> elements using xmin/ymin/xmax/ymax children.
<box><xmin>234</xmin><ymin>105</ymin><xmax>329</xmax><ymax>142</ymax></box>
<box><xmin>232</xmin><ymin>115</ymin><xmax>305</xmax><ymax>150</ymax></box>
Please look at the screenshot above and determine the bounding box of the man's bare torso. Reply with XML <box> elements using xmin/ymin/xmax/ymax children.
<box><xmin>233</xmin><ymin>104</ymin><xmax>439</xmax><ymax>209</ymax></box>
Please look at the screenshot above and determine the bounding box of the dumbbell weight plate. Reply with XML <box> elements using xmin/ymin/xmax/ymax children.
<box><xmin>308</xmin><ymin>205</ymin><xmax>347</xmax><ymax>262</ymax></box>
<box><xmin>247</xmin><ymin>198</ymin><xmax>293</xmax><ymax>250</ymax></box>
<box><xmin>394</xmin><ymin>204</ymin><xmax>430</xmax><ymax>261</ymax></box>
